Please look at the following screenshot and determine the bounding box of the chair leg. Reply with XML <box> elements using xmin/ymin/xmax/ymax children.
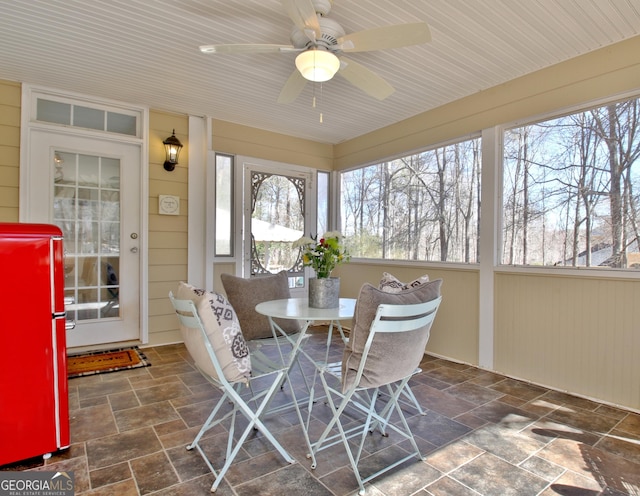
<box><xmin>230</xmin><ymin>375</ymin><xmax>296</xmax><ymax>464</ymax></box>
<box><xmin>377</xmin><ymin>371</ymin><xmax>426</xmax><ymax>416</ymax></box>
<box><xmin>371</xmin><ymin>376</ymin><xmax>418</xmax><ymax>435</ymax></box>
<box><xmin>311</xmin><ymin>375</ymin><xmax>424</xmax><ymax>496</ymax></box>
<box><xmin>307</xmin><ymin>370</ymin><xmax>377</xmax><ymax>493</ymax></box>
<box><xmin>401</xmin><ymin>382</ymin><xmax>427</xmax><ymax>415</ymax></box>
<box><xmin>187</xmin><ymin>390</ymin><xmax>232</xmax><ymax>454</ymax></box>
<box><xmin>188</xmin><ymin>372</ymin><xmax>296</xmax><ymax>493</ymax></box>
<box><xmin>371</xmin><ymin>375</ymin><xmax>426</xmax><ymax>436</ymax></box>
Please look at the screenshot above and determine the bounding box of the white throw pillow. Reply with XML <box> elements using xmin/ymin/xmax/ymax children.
<box><xmin>378</xmin><ymin>272</ymin><xmax>430</xmax><ymax>293</ymax></box>
<box><xmin>176</xmin><ymin>282</ymin><xmax>251</xmax><ymax>383</ymax></box>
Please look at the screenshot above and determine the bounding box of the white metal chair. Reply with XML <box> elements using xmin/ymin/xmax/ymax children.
<box><xmin>307</xmin><ymin>296</ymin><xmax>442</xmax><ymax>496</ymax></box>
<box><xmin>169</xmin><ymin>292</ymin><xmax>298</xmax><ymax>493</ymax></box>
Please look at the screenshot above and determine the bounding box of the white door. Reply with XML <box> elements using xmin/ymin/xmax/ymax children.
<box><xmin>27</xmin><ymin>130</ymin><xmax>141</xmax><ymax>348</ymax></box>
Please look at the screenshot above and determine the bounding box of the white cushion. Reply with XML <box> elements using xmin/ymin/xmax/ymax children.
<box><xmin>176</xmin><ymin>282</ymin><xmax>251</xmax><ymax>383</ymax></box>
<box><xmin>378</xmin><ymin>272</ymin><xmax>430</xmax><ymax>293</ymax></box>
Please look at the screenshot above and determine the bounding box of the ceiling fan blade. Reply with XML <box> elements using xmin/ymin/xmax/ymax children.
<box><xmin>200</xmin><ymin>44</ymin><xmax>299</xmax><ymax>54</ymax></box>
<box><xmin>281</xmin><ymin>0</ymin><xmax>321</xmax><ymax>42</ymax></box>
<box><xmin>338</xmin><ymin>22</ymin><xmax>431</xmax><ymax>52</ymax></box>
<box><xmin>338</xmin><ymin>56</ymin><xmax>395</xmax><ymax>100</ymax></box>
<box><xmin>277</xmin><ymin>70</ymin><xmax>308</xmax><ymax>103</ymax></box>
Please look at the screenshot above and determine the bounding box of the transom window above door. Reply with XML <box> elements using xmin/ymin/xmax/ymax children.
<box><xmin>32</xmin><ymin>95</ymin><xmax>141</xmax><ymax>138</ymax></box>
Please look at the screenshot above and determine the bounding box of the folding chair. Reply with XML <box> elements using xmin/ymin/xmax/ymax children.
<box><xmin>375</xmin><ymin>272</ymin><xmax>434</xmax><ymax>416</ymax></box>
<box><xmin>169</xmin><ymin>291</ymin><xmax>297</xmax><ymax>493</ymax></box>
<box><xmin>307</xmin><ymin>296</ymin><xmax>442</xmax><ymax>496</ymax></box>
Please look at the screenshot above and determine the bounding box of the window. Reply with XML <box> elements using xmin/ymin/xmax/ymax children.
<box><xmin>249</xmin><ymin>171</ymin><xmax>305</xmax><ymax>276</ymax></box>
<box><xmin>317</xmin><ymin>170</ymin><xmax>329</xmax><ymax>236</ymax></box>
<box><xmin>502</xmin><ymin>96</ymin><xmax>640</xmax><ymax>268</ymax></box>
<box><xmin>35</xmin><ymin>97</ymin><xmax>139</xmax><ymax>137</ymax></box>
<box><xmin>215</xmin><ymin>154</ymin><xmax>234</xmax><ymax>256</ymax></box>
<box><xmin>340</xmin><ymin>137</ymin><xmax>481</xmax><ymax>263</ymax></box>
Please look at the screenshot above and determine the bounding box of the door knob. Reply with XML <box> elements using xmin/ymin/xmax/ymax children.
<box><xmin>130</xmin><ymin>247</ymin><xmax>138</xmax><ymax>253</ymax></box>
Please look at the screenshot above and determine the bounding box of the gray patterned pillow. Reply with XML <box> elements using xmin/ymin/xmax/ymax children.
<box><xmin>379</xmin><ymin>272</ymin><xmax>430</xmax><ymax>293</ymax></box>
<box><xmin>176</xmin><ymin>282</ymin><xmax>251</xmax><ymax>383</ymax></box>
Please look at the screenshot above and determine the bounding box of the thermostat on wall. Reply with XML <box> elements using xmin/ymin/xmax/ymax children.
<box><xmin>159</xmin><ymin>195</ymin><xmax>180</xmax><ymax>215</ymax></box>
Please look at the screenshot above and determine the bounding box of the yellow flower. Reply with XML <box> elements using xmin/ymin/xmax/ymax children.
<box><xmin>293</xmin><ymin>232</ymin><xmax>350</xmax><ymax>278</ymax></box>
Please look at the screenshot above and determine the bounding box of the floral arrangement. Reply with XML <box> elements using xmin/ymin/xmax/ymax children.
<box><xmin>293</xmin><ymin>231</ymin><xmax>350</xmax><ymax>278</ymax></box>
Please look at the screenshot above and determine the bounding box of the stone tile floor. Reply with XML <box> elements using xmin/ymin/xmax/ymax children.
<box><xmin>3</xmin><ymin>326</ymin><xmax>640</xmax><ymax>495</ymax></box>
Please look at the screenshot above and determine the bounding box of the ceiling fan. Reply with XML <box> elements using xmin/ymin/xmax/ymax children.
<box><xmin>199</xmin><ymin>0</ymin><xmax>431</xmax><ymax>103</ymax></box>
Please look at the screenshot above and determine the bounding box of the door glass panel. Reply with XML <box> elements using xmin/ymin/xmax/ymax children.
<box><xmin>250</xmin><ymin>171</ymin><xmax>305</xmax><ymax>283</ymax></box>
<box><xmin>53</xmin><ymin>150</ymin><xmax>121</xmax><ymax>322</ymax></box>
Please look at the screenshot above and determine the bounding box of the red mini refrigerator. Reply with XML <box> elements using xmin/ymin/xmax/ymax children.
<box><xmin>0</xmin><ymin>223</ymin><xmax>70</xmax><ymax>465</ymax></box>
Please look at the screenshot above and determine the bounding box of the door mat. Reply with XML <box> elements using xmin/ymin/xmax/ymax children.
<box><xmin>67</xmin><ymin>346</ymin><xmax>151</xmax><ymax>379</ymax></box>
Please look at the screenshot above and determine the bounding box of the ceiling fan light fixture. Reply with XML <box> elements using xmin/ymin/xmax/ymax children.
<box><xmin>295</xmin><ymin>49</ymin><xmax>340</xmax><ymax>82</ymax></box>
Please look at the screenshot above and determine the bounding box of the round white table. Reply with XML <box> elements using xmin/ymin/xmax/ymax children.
<box><xmin>255</xmin><ymin>297</ymin><xmax>357</xmax><ymax>451</ymax></box>
<box><xmin>255</xmin><ymin>297</ymin><xmax>356</xmax><ymax>323</ymax></box>
<box><xmin>255</xmin><ymin>297</ymin><xmax>356</xmax><ymax>360</ymax></box>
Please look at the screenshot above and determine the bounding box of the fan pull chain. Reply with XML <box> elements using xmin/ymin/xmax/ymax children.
<box><xmin>311</xmin><ymin>83</ymin><xmax>324</xmax><ymax>123</ymax></box>
<box><xmin>318</xmin><ymin>83</ymin><xmax>324</xmax><ymax>123</ymax></box>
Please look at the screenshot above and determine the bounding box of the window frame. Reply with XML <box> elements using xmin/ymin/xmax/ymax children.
<box><xmin>336</xmin><ymin>88</ymin><xmax>640</xmax><ymax>279</ymax></box>
<box><xmin>498</xmin><ymin>88</ymin><xmax>640</xmax><ymax>273</ymax></box>
<box><xmin>30</xmin><ymin>91</ymin><xmax>143</xmax><ymax>138</ymax></box>
<box><xmin>338</xmin><ymin>133</ymin><xmax>482</xmax><ymax>266</ymax></box>
<box><xmin>214</xmin><ymin>153</ymin><xmax>235</xmax><ymax>258</ymax></box>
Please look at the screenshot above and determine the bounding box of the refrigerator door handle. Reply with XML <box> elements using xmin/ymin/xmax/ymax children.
<box><xmin>63</xmin><ymin>296</ymin><xmax>76</xmax><ymax>330</ymax></box>
<box><xmin>54</xmin><ymin>310</ymin><xmax>76</xmax><ymax>330</ymax></box>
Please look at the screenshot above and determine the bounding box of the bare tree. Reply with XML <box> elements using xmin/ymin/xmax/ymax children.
<box><xmin>503</xmin><ymin>97</ymin><xmax>640</xmax><ymax>267</ymax></box>
<box><xmin>591</xmin><ymin>100</ymin><xmax>640</xmax><ymax>266</ymax></box>
<box><xmin>341</xmin><ymin>137</ymin><xmax>481</xmax><ymax>263</ymax></box>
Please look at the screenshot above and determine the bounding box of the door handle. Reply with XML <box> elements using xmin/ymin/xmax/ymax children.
<box><xmin>130</xmin><ymin>247</ymin><xmax>138</xmax><ymax>253</ymax></box>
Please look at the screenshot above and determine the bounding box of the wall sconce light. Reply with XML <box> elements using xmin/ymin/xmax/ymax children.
<box><xmin>163</xmin><ymin>129</ymin><xmax>183</xmax><ymax>171</ymax></box>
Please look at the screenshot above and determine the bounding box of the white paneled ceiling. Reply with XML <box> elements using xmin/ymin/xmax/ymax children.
<box><xmin>0</xmin><ymin>0</ymin><xmax>639</xmax><ymax>144</ymax></box>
